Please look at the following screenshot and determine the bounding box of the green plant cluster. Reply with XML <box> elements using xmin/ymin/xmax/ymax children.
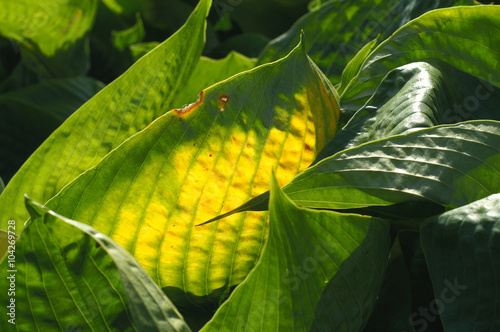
<box><xmin>1</xmin><ymin>0</ymin><xmax>500</xmax><ymax>331</ymax></box>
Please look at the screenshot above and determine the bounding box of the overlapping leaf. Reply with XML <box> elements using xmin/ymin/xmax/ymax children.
<box><xmin>111</xmin><ymin>13</ymin><xmax>145</xmax><ymax>52</ymax></box>
<box><xmin>258</xmin><ymin>0</ymin><xmax>471</xmax><ymax>86</ymax></box>
<box><xmin>421</xmin><ymin>194</ymin><xmax>500</xmax><ymax>331</ymax></box>
<box><xmin>283</xmin><ymin>121</ymin><xmax>500</xmax><ymax>210</ymax></box>
<box><xmin>0</xmin><ymin>198</ymin><xmax>190</xmax><ymax>332</ymax></box>
<box><xmin>0</xmin><ymin>0</ymin><xmax>98</xmax><ymax>78</ymax></box>
<box><xmin>206</xmin><ymin>118</ymin><xmax>500</xmax><ymax>224</ymax></box>
<box><xmin>0</xmin><ymin>76</ymin><xmax>104</xmax><ymax>182</ymax></box>
<box><xmin>0</xmin><ymin>0</ymin><xmax>211</xmax><ymax>230</ymax></box>
<box><xmin>315</xmin><ymin>59</ymin><xmax>500</xmax><ymax>161</ymax></box>
<box><xmin>202</xmin><ymin>174</ymin><xmax>390</xmax><ymax>331</ymax></box>
<box><xmin>42</xmin><ymin>37</ymin><xmax>339</xmax><ymax>308</ymax></box>
<box><xmin>341</xmin><ymin>5</ymin><xmax>500</xmax><ymax>113</ymax></box>
<box><xmin>363</xmin><ymin>237</ymin><xmax>415</xmax><ymax>332</ymax></box>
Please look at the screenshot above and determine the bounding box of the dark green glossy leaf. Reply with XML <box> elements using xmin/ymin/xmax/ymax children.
<box><xmin>421</xmin><ymin>194</ymin><xmax>500</xmax><ymax>331</ymax></box>
<box><xmin>316</xmin><ymin>59</ymin><xmax>500</xmax><ymax>162</ymax></box>
<box><xmin>283</xmin><ymin>121</ymin><xmax>500</xmax><ymax>209</ymax></box>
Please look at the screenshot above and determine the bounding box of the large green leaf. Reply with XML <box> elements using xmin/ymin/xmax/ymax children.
<box><xmin>0</xmin><ymin>0</ymin><xmax>212</xmax><ymax>230</ymax></box>
<box><xmin>202</xmin><ymin>174</ymin><xmax>390</xmax><ymax>331</ymax></box>
<box><xmin>341</xmin><ymin>5</ymin><xmax>500</xmax><ymax>113</ymax></box>
<box><xmin>0</xmin><ymin>76</ymin><xmax>104</xmax><ymax>182</ymax></box>
<box><xmin>283</xmin><ymin>121</ymin><xmax>500</xmax><ymax>210</ymax></box>
<box><xmin>315</xmin><ymin>59</ymin><xmax>500</xmax><ymax>162</ymax></box>
<box><xmin>42</xmin><ymin>36</ymin><xmax>339</xmax><ymax>309</ymax></box>
<box><xmin>0</xmin><ymin>198</ymin><xmax>190</xmax><ymax>332</ymax></box>
<box><xmin>420</xmin><ymin>194</ymin><xmax>500</xmax><ymax>331</ymax></box>
<box><xmin>0</xmin><ymin>0</ymin><xmax>98</xmax><ymax>78</ymax></box>
<box><xmin>258</xmin><ymin>0</ymin><xmax>471</xmax><ymax>86</ymax></box>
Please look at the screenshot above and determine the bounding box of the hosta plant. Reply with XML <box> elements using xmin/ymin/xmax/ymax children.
<box><xmin>1</xmin><ymin>0</ymin><xmax>499</xmax><ymax>331</ymax></box>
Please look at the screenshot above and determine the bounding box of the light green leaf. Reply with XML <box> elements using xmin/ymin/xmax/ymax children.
<box><xmin>337</xmin><ymin>36</ymin><xmax>379</xmax><ymax>96</ymax></box>
<box><xmin>283</xmin><ymin>121</ymin><xmax>500</xmax><ymax>210</ymax></box>
<box><xmin>202</xmin><ymin>173</ymin><xmax>390</xmax><ymax>331</ymax></box>
<box><xmin>0</xmin><ymin>0</ymin><xmax>212</xmax><ymax>230</ymax></box>
<box><xmin>43</xmin><ymin>36</ymin><xmax>340</xmax><ymax>309</ymax></box>
<box><xmin>112</xmin><ymin>12</ymin><xmax>145</xmax><ymax>52</ymax></box>
<box><xmin>341</xmin><ymin>5</ymin><xmax>500</xmax><ymax>113</ymax></box>
<box><xmin>0</xmin><ymin>228</ymin><xmax>16</xmax><ymax>261</ymax></box>
<box><xmin>0</xmin><ymin>0</ymin><xmax>98</xmax><ymax>78</ymax></box>
<box><xmin>0</xmin><ymin>76</ymin><xmax>104</xmax><ymax>182</ymax></box>
<box><xmin>0</xmin><ymin>197</ymin><xmax>190</xmax><ymax>331</ymax></box>
<box><xmin>420</xmin><ymin>194</ymin><xmax>500</xmax><ymax>331</ymax></box>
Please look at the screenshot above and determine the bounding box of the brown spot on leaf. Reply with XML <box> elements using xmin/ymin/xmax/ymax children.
<box><xmin>219</xmin><ymin>94</ymin><xmax>229</xmax><ymax>111</ymax></box>
<box><xmin>172</xmin><ymin>90</ymin><xmax>204</xmax><ymax>116</ymax></box>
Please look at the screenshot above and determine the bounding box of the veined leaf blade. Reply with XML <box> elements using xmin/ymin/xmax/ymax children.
<box><xmin>341</xmin><ymin>5</ymin><xmax>500</xmax><ymax>112</ymax></box>
<box><xmin>0</xmin><ymin>0</ymin><xmax>212</xmax><ymax>230</ymax></box>
<box><xmin>420</xmin><ymin>194</ymin><xmax>500</xmax><ymax>331</ymax></box>
<box><xmin>0</xmin><ymin>198</ymin><xmax>191</xmax><ymax>332</ymax></box>
<box><xmin>284</xmin><ymin>121</ymin><xmax>500</xmax><ymax>210</ymax></box>
<box><xmin>202</xmin><ymin>173</ymin><xmax>390</xmax><ymax>331</ymax></box>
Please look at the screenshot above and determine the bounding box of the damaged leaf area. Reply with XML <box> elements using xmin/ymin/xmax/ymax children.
<box><xmin>43</xmin><ymin>38</ymin><xmax>340</xmax><ymax>308</ymax></box>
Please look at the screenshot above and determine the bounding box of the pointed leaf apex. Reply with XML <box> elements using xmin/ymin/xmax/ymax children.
<box><xmin>24</xmin><ymin>195</ymin><xmax>43</xmax><ymax>225</ymax></box>
<box><xmin>299</xmin><ymin>30</ymin><xmax>306</xmax><ymax>50</ymax></box>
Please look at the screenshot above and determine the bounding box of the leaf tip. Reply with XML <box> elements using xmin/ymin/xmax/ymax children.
<box><xmin>24</xmin><ymin>195</ymin><xmax>42</xmax><ymax>223</ymax></box>
<box><xmin>299</xmin><ymin>29</ymin><xmax>306</xmax><ymax>50</ymax></box>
